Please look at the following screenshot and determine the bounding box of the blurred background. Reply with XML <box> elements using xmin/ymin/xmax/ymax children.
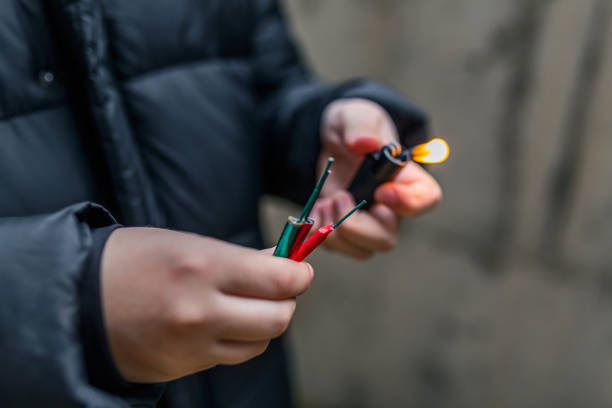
<box><xmin>261</xmin><ymin>0</ymin><xmax>612</xmax><ymax>407</ymax></box>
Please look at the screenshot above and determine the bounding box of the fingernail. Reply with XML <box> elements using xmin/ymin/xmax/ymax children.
<box><xmin>376</xmin><ymin>186</ymin><xmax>398</xmax><ymax>206</ymax></box>
<box><xmin>350</xmin><ymin>137</ymin><xmax>381</xmax><ymax>154</ymax></box>
<box><xmin>305</xmin><ymin>263</ymin><xmax>314</xmax><ymax>279</ymax></box>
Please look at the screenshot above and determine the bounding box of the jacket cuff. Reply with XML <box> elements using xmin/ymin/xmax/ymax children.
<box><xmin>80</xmin><ymin>225</ymin><xmax>165</xmax><ymax>400</ymax></box>
<box><xmin>264</xmin><ymin>78</ymin><xmax>429</xmax><ymax>204</ymax></box>
<box><xmin>338</xmin><ymin>79</ymin><xmax>430</xmax><ymax>148</ymax></box>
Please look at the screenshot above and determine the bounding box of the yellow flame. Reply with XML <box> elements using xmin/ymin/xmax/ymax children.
<box><xmin>410</xmin><ymin>138</ymin><xmax>449</xmax><ymax>164</ymax></box>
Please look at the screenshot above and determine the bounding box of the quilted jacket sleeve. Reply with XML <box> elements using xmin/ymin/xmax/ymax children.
<box><xmin>0</xmin><ymin>203</ymin><xmax>160</xmax><ymax>407</ymax></box>
<box><xmin>252</xmin><ymin>0</ymin><xmax>429</xmax><ymax>203</ymax></box>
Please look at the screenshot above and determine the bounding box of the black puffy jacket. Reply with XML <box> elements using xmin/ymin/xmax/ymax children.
<box><xmin>0</xmin><ymin>0</ymin><xmax>427</xmax><ymax>406</ymax></box>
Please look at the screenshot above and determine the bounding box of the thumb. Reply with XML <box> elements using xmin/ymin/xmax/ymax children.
<box><xmin>339</xmin><ymin>100</ymin><xmax>398</xmax><ymax>155</ymax></box>
<box><xmin>343</xmin><ymin>113</ymin><xmax>382</xmax><ymax>155</ymax></box>
<box><xmin>373</xmin><ymin>162</ymin><xmax>443</xmax><ymax>217</ymax></box>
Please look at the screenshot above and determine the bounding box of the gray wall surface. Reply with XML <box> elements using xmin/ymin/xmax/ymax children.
<box><xmin>262</xmin><ymin>1</ymin><xmax>612</xmax><ymax>407</ymax></box>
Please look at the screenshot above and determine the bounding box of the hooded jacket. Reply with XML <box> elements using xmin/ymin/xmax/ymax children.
<box><xmin>0</xmin><ymin>0</ymin><xmax>427</xmax><ymax>406</ymax></box>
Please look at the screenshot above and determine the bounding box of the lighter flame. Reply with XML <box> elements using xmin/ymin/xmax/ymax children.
<box><xmin>410</xmin><ymin>138</ymin><xmax>449</xmax><ymax>164</ymax></box>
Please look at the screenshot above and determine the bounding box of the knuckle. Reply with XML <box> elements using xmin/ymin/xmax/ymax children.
<box><xmin>322</xmin><ymin>100</ymin><xmax>344</xmax><ymax>125</ymax></box>
<box><xmin>353</xmin><ymin>98</ymin><xmax>382</xmax><ymax>111</ymax></box>
<box><xmin>326</xmin><ymin>99</ymin><xmax>344</xmax><ymax>113</ymax></box>
<box><xmin>170</xmin><ymin>250</ymin><xmax>214</xmax><ymax>281</ymax></box>
<box><xmin>164</xmin><ymin>299</ymin><xmax>210</xmax><ymax>334</ymax></box>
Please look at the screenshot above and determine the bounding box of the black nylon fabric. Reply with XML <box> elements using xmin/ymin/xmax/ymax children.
<box><xmin>0</xmin><ymin>203</ymin><xmax>128</xmax><ymax>407</ymax></box>
<box><xmin>0</xmin><ymin>0</ymin><xmax>428</xmax><ymax>406</ymax></box>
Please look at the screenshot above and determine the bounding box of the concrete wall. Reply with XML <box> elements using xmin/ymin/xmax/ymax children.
<box><xmin>261</xmin><ymin>1</ymin><xmax>612</xmax><ymax>407</ymax></box>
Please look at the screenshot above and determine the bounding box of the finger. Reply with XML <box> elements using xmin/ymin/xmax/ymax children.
<box><xmin>214</xmin><ymin>296</ymin><xmax>296</xmax><ymax>342</ymax></box>
<box><xmin>320</xmin><ymin>198</ymin><xmax>374</xmax><ymax>259</ymax></box>
<box><xmin>324</xmin><ymin>233</ymin><xmax>374</xmax><ymax>260</ymax></box>
<box><xmin>213</xmin><ymin>339</ymin><xmax>271</xmax><ymax>366</ymax></box>
<box><xmin>374</xmin><ymin>162</ymin><xmax>443</xmax><ymax>217</ymax></box>
<box><xmin>341</xmin><ymin>101</ymin><xmax>398</xmax><ymax>154</ymax></box>
<box><xmin>319</xmin><ymin>196</ymin><xmax>335</xmax><ymax>229</ymax></box>
<box><xmin>332</xmin><ymin>191</ymin><xmax>398</xmax><ymax>252</ymax></box>
<box><xmin>219</xmin><ymin>251</ymin><xmax>314</xmax><ymax>300</ymax></box>
<box><xmin>369</xmin><ymin>204</ymin><xmax>402</xmax><ymax>233</ymax></box>
<box><xmin>310</xmin><ymin>198</ymin><xmax>332</xmax><ymax>231</ymax></box>
<box><xmin>259</xmin><ymin>247</ymin><xmax>275</xmax><ymax>256</ymax></box>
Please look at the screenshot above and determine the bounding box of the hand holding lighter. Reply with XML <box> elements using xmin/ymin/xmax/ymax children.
<box><xmin>348</xmin><ymin>138</ymin><xmax>449</xmax><ymax>210</ymax></box>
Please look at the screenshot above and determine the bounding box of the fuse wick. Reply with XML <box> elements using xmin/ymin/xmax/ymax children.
<box><xmin>297</xmin><ymin>157</ymin><xmax>334</xmax><ymax>223</ymax></box>
<box><xmin>333</xmin><ymin>200</ymin><xmax>366</xmax><ymax>229</ymax></box>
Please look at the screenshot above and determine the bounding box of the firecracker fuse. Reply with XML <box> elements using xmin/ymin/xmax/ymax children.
<box><xmin>273</xmin><ymin>158</ymin><xmax>334</xmax><ymax>258</ymax></box>
<box><xmin>289</xmin><ymin>200</ymin><xmax>366</xmax><ymax>262</ymax></box>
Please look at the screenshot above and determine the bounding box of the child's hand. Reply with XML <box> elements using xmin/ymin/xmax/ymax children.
<box><xmin>101</xmin><ymin>228</ymin><xmax>313</xmax><ymax>382</ymax></box>
<box><xmin>314</xmin><ymin>98</ymin><xmax>442</xmax><ymax>259</ymax></box>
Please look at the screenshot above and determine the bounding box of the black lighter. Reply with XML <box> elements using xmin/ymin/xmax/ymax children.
<box><xmin>348</xmin><ymin>142</ymin><xmax>407</xmax><ymax>210</ymax></box>
<box><xmin>348</xmin><ymin>137</ymin><xmax>450</xmax><ymax>209</ymax></box>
